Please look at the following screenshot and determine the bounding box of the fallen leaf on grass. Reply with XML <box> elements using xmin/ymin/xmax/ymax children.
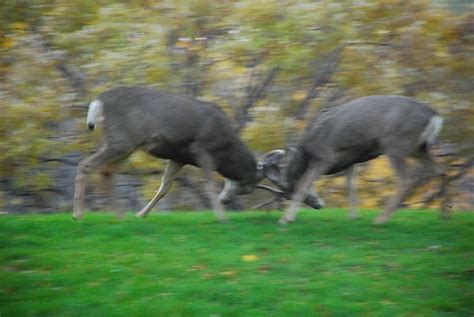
<box><xmin>186</xmin><ymin>265</ymin><xmax>208</xmax><ymax>271</ymax></box>
<box><xmin>241</xmin><ymin>254</ymin><xmax>259</xmax><ymax>262</ymax></box>
<box><xmin>219</xmin><ymin>271</ymin><xmax>236</xmax><ymax>277</ymax></box>
<box><xmin>425</xmin><ymin>245</ymin><xmax>442</xmax><ymax>251</ymax></box>
<box><xmin>257</xmin><ymin>265</ymin><xmax>271</xmax><ymax>274</ymax></box>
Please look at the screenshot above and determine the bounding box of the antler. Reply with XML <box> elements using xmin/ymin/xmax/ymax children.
<box><xmin>255</xmin><ymin>184</ymin><xmax>286</xmax><ymax>196</ymax></box>
<box><xmin>250</xmin><ymin>196</ymin><xmax>285</xmax><ymax>210</ymax></box>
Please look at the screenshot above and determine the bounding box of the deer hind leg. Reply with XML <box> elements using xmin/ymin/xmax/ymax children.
<box><xmin>73</xmin><ymin>144</ymin><xmax>132</xmax><ymax>220</ymax></box>
<box><xmin>374</xmin><ymin>156</ymin><xmax>413</xmax><ymax>225</ymax></box>
<box><xmin>136</xmin><ymin>160</ymin><xmax>184</xmax><ymax>218</ymax></box>
<box><xmin>100</xmin><ymin>161</ymin><xmax>126</xmax><ymax>218</ymax></box>
<box><xmin>345</xmin><ymin>165</ymin><xmax>359</xmax><ymax>220</ymax></box>
<box><xmin>280</xmin><ymin>162</ymin><xmax>330</xmax><ymax>224</ymax></box>
<box><xmin>417</xmin><ymin>150</ymin><xmax>449</xmax><ymax>219</ymax></box>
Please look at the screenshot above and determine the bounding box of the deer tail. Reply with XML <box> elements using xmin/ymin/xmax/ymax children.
<box><xmin>86</xmin><ymin>99</ymin><xmax>103</xmax><ymax>131</ymax></box>
<box><xmin>419</xmin><ymin>115</ymin><xmax>443</xmax><ymax>147</ymax></box>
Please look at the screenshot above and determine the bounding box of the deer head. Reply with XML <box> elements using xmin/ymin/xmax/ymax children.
<box><xmin>258</xmin><ymin>147</ymin><xmax>324</xmax><ymax>209</ymax></box>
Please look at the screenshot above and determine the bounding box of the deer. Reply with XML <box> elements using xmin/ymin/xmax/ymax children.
<box><xmin>258</xmin><ymin>95</ymin><xmax>446</xmax><ymax>225</ymax></box>
<box><xmin>73</xmin><ymin>86</ymin><xmax>261</xmax><ymax>221</ymax></box>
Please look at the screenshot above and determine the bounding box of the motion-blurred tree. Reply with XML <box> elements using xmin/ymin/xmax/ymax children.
<box><xmin>0</xmin><ymin>0</ymin><xmax>472</xmax><ymax>212</ymax></box>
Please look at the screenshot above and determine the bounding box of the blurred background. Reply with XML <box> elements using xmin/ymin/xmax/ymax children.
<box><xmin>0</xmin><ymin>0</ymin><xmax>472</xmax><ymax>214</ymax></box>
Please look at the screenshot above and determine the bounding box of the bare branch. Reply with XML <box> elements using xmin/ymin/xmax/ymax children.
<box><xmin>345</xmin><ymin>41</ymin><xmax>390</xmax><ymax>47</ymax></box>
<box><xmin>236</xmin><ymin>66</ymin><xmax>280</xmax><ymax>132</ymax></box>
<box><xmin>40</xmin><ymin>157</ymin><xmax>79</xmax><ymax>166</ymax></box>
<box><xmin>31</xmin><ymin>27</ymin><xmax>88</xmax><ymax>99</ymax></box>
<box><xmin>294</xmin><ymin>45</ymin><xmax>345</xmax><ymax>120</ymax></box>
<box><xmin>250</xmin><ymin>196</ymin><xmax>281</xmax><ymax>209</ymax></box>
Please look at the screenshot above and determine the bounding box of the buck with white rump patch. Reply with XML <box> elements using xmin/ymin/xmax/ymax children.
<box><xmin>259</xmin><ymin>95</ymin><xmax>446</xmax><ymax>224</ymax></box>
<box><xmin>74</xmin><ymin>86</ymin><xmax>260</xmax><ymax>221</ymax></box>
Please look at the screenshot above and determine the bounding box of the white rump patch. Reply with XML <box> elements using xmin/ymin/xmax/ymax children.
<box><xmin>86</xmin><ymin>99</ymin><xmax>104</xmax><ymax>130</ymax></box>
<box><xmin>419</xmin><ymin>115</ymin><xmax>443</xmax><ymax>146</ymax></box>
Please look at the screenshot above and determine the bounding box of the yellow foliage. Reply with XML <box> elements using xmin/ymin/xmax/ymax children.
<box><xmin>2</xmin><ymin>38</ymin><xmax>15</xmax><ymax>49</ymax></box>
<box><xmin>242</xmin><ymin>116</ymin><xmax>286</xmax><ymax>152</ymax></box>
<box><xmin>315</xmin><ymin>157</ymin><xmax>397</xmax><ymax>210</ymax></box>
<box><xmin>11</xmin><ymin>22</ymin><xmax>28</xmax><ymax>31</ymax></box>
<box><xmin>241</xmin><ymin>254</ymin><xmax>259</xmax><ymax>262</ymax></box>
<box><xmin>291</xmin><ymin>90</ymin><xmax>307</xmax><ymax>102</ymax></box>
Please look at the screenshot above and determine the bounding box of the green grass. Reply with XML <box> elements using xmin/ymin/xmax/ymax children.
<box><xmin>1</xmin><ymin>209</ymin><xmax>473</xmax><ymax>316</ymax></box>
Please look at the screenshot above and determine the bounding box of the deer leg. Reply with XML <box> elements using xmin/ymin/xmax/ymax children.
<box><xmin>374</xmin><ymin>156</ymin><xmax>413</xmax><ymax>224</ymax></box>
<box><xmin>346</xmin><ymin>165</ymin><xmax>359</xmax><ymax>220</ymax></box>
<box><xmin>100</xmin><ymin>162</ymin><xmax>125</xmax><ymax>218</ymax></box>
<box><xmin>279</xmin><ymin>162</ymin><xmax>330</xmax><ymax>224</ymax></box>
<box><xmin>73</xmin><ymin>144</ymin><xmax>132</xmax><ymax>220</ymax></box>
<box><xmin>193</xmin><ymin>150</ymin><xmax>227</xmax><ymax>222</ymax></box>
<box><xmin>417</xmin><ymin>151</ymin><xmax>449</xmax><ymax>219</ymax></box>
<box><xmin>136</xmin><ymin>160</ymin><xmax>184</xmax><ymax>218</ymax></box>
<box><xmin>305</xmin><ymin>186</ymin><xmax>325</xmax><ymax>209</ymax></box>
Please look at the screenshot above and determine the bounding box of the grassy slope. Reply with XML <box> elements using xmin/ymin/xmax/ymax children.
<box><xmin>1</xmin><ymin>209</ymin><xmax>473</xmax><ymax>316</ymax></box>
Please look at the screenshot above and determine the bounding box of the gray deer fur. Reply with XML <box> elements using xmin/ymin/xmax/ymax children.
<box><xmin>259</xmin><ymin>95</ymin><xmax>446</xmax><ymax>224</ymax></box>
<box><xmin>73</xmin><ymin>86</ymin><xmax>259</xmax><ymax>221</ymax></box>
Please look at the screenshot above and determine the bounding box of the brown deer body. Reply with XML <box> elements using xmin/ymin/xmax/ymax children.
<box><xmin>73</xmin><ymin>86</ymin><xmax>258</xmax><ymax>221</ymax></box>
<box><xmin>260</xmin><ymin>95</ymin><xmax>446</xmax><ymax>224</ymax></box>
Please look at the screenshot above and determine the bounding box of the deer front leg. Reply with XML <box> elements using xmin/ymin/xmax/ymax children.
<box><xmin>280</xmin><ymin>162</ymin><xmax>330</xmax><ymax>224</ymax></box>
<box><xmin>136</xmin><ymin>160</ymin><xmax>184</xmax><ymax>218</ymax></box>
<box><xmin>192</xmin><ymin>148</ymin><xmax>227</xmax><ymax>222</ymax></box>
<box><xmin>345</xmin><ymin>165</ymin><xmax>359</xmax><ymax>220</ymax></box>
<box><xmin>73</xmin><ymin>165</ymin><xmax>87</xmax><ymax>220</ymax></box>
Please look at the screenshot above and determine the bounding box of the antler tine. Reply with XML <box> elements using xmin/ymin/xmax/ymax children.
<box><xmin>250</xmin><ymin>196</ymin><xmax>281</xmax><ymax>210</ymax></box>
<box><xmin>255</xmin><ymin>184</ymin><xmax>286</xmax><ymax>196</ymax></box>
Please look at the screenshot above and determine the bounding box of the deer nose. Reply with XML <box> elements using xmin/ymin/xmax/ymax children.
<box><xmin>88</xmin><ymin>123</ymin><xmax>95</xmax><ymax>130</ymax></box>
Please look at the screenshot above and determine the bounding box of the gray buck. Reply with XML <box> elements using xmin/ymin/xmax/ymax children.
<box><xmin>73</xmin><ymin>86</ymin><xmax>260</xmax><ymax>221</ymax></box>
<box><xmin>259</xmin><ymin>95</ymin><xmax>446</xmax><ymax>224</ymax></box>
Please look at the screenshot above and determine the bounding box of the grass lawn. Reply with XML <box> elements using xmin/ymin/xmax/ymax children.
<box><xmin>1</xmin><ymin>209</ymin><xmax>473</xmax><ymax>316</ymax></box>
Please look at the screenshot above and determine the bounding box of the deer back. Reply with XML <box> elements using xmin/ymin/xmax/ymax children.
<box><xmin>284</xmin><ymin>95</ymin><xmax>439</xmax><ymax>191</ymax></box>
<box><xmin>98</xmin><ymin>86</ymin><xmax>257</xmax><ymax>185</ymax></box>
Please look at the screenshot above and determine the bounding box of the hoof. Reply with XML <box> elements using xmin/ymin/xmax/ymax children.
<box><xmin>373</xmin><ymin>215</ymin><xmax>388</xmax><ymax>225</ymax></box>
<box><xmin>135</xmin><ymin>212</ymin><xmax>146</xmax><ymax>219</ymax></box>
<box><xmin>304</xmin><ymin>196</ymin><xmax>324</xmax><ymax>209</ymax></box>
<box><xmin>278</xmin><ymin>216</ymin><xmax>294</xmax><ymax>225</ymax></box>
<box><xmin>72</xmin><ymin>212</ymin><xmax>82</xmax><ymax>221</ymax></box>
